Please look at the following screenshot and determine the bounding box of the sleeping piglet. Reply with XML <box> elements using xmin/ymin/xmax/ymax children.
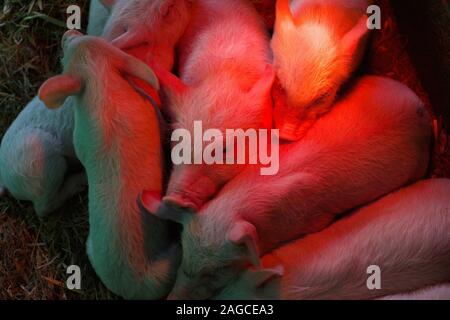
<box><xmin>38</xmin><ymin>31</ymin><xmax>179</xmax><ymax>299</ymax></box>
<box><xmin>271</xmin><ymin>0</ymin><xmax>371</xmax><ymax>141</ymax></box>
<box><xmin>144</xmin><ymin>76</ymin><xmax>432</xmax><ymax>299</ymax></box>
<box><xmin>215</xmin><ymin>179</ymin><xmax>450</xmax><ymax>300</ymax></box>
<box><xmin>143</xmin><ymin>0</ymin><xmax>275</xmax><ymax>213</ymax></box>
<box><xmin>0</xmin><ymin>0</ymin><xmax>114</xmax><ymax>216</ymax></box>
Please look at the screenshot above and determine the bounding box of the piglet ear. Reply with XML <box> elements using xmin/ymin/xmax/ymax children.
<box><xmin>228</xmin><ymin>221</ymin><xmax>261</xmax><ymax>268</ymax></box>
<box><xmin>121</xmin><ymin>55</ymin><xmax>160</xmax><ymax>91</ymax></box>
<box><xmin>339</xmin><ymin>15</ymin><xmax>370</xmax><ymax>73</ymax></box>
<box><xmin>38</xmin><ymin>75</ymin><xmax>82</xmax><ymax>109</ymax></box>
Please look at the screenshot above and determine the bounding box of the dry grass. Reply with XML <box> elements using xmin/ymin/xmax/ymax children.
<box><xmin>0</xmin><ymin>0</ymin><xmax>116</xmax><ymax>300</ymax></box>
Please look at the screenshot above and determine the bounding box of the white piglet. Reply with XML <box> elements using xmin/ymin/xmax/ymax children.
<box><xmin>150</xmin><ymin>76</ymin><xmax>432</xmax><ymax>299</ymax></box>
<box><xmin>39</xmin><ymin>31</ymin><xmax>179</xmax><ymax>299</ymax></box>
<box><xmin>216</xmin><ymin>179</ymin><xmax>450</xmax><ymax>300</ymax></box>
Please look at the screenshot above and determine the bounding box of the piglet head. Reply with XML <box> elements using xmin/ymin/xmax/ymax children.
<box><xmin>271</xmin><ymin>0</ymin><xmax>370</xmax><ymax>141</ymax></box>
<box><xmin>140</xmin><ymin>198</ymin><xmax>263</xmax><ymax>300</ymax></box>
<box><xmin>39</xmin><ymin>30</ymin><xmax>159</xmax><ymax>110</ymax></box>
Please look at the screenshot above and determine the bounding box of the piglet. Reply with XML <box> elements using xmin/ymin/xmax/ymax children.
<box><xmin>145</xmin><ymin>76</ymin><xmax>432</xmax><ymax>299</ymax></box>
<box><xmin>271</xmin><ymin>0</ymin><xmax>371</xmax><ymax>141</ymax></box>
<box><xmin>215</xmin><ymin>179</ymin><xmax>450</xmax><ymax>300</ymax></box>
<box><xmin>100</xmin><ymin>0</ymin><xmax>193</xmax><ymax>71</ymax></box>
<box><xmin>38</xmin><ymin>31</ymin><xmax>179</xmax><ymax>299</ymax></box>
<box><xmin>0</xmin><ymin>1</ymin><xmax>113</xmax><ymax>216</ymax></box>
<box><xmin>145</xmin><ymin>0</ymin><xmax>275</xmax><ymax>212</ymax></box>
